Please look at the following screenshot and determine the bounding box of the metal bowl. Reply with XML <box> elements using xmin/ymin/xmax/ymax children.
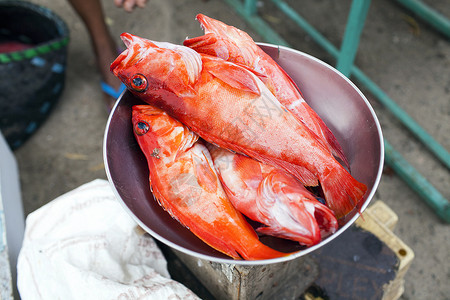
<box><xmin>103</xmin><ymin>43</ymin><xmax>384</xmax><ymax>265</ymax></box>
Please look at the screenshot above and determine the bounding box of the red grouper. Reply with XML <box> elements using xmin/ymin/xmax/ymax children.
<box><xmin>184</xmin><ymin>14</ymin><xmax>349</xmax><ymax>169</ymax></box>
<box><xmin>111</xmin><ymin>33</ymin><xmax>367</xmax><ymax>219</ymax></box>
<box><xmin>131</xmin><ymin>105</ymin><xmax>287</xmax><ymax>260</ymax></box>
<box><xmin>209</xmin><ymin>145</ymin><xmax>338</xmax><ymax>247</ymax></box>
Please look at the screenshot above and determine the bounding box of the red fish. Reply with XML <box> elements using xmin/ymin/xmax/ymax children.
<box><xmin>209</xmin><ymin>145</ymin><xmax>338</xmax><ymax>246</ymax></box>
<box><xmin>111</xmin><ymin>33</ymin><xmax>367</xmax><ymax>218</ymax></box>
<box><xmin>184</xmin><ymin>14</ymin><xmax>349</xmax><ymax>169</ymax></box>
<box><xmin>132</xmin><ymin>104</ymin><xmax>287</xmax><ymax>260</ymax></box>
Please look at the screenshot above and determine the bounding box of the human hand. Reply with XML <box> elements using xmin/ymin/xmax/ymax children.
<box><xmin>114</xmin><ymin>0</ymin><xmax>147</xmax><ymax>12</ymax></box>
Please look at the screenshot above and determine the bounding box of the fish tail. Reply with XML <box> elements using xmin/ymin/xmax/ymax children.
<box><xmin>320</xmin><ymin>166</ymin><xmax>367</xmax><ymax>219</ymax></box>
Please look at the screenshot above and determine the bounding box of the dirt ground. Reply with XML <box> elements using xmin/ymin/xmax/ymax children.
<box><xmin>12</xmin><ymin>0</ymin><xmax>449</xmax><ymax>299</ymax></box>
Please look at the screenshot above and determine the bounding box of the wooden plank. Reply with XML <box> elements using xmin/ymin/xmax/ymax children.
<box><xmin>365</xmin><ymin>201</ymin><xmax>398</xmax><ymax>231</ymax></box>
<box><xmin>307</xmin><ymin>226</ymin><xmax>399</xmax><ymax>299</ymax></box>
<box><xmin>356</xmin><ymin>202</ymin><xmax>414</xmax><ymax>300</ymax></box>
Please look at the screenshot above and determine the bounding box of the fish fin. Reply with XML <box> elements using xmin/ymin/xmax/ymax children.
<box><xmin>323</xmin><ymin>127</ymin><xmax>350</xmax><ymax>170</ymax></box>
<box><xmin>264</xmin><ymin>157</ymin><xmax>318</xmax><ymax>187</ymax></box>
<box><xmin>191</xmin><ymin>145</ymin><xmax>219</xmax><ymax>194</ymax></box>
<box><xmin>302</xmin><ymin>105</ymin><xmax>350</xmax><ymax>170</ymax></box>
<box><xmin>256</xmin><ymin>226</ymin><xmax>320</xmax><ymax>247</ymax></box>
<box><xmin>268</xmin><ymin>171</ymin><xmax>317</xmax><ymax>200</ymax></box>
<box><xmin>320</xmin><ymin>167</ymin><xmax>367</xmax><ymax>219</ymax></box>
<box><xmin>186</xmin><ymin>226</ymin><xmax>242</xmax><ymax>259</ymax></box>
<box><xmin>271</xmin><ymin>58</ymin><xmax>305</xmax><ymax>98</ymax></box>
<box><xmin>203</xmin><ymin>57</ymin><xmax>261</xmax><ymax>95</ymax></box>
<box><xmin>256</xmin><ymin>226</ymin><xmax>282</xmax><ymax>237</ymax></box>
<box><xmin>177</xmin><ymin>127</ymin><xmax>199</xmax><ymax>155</ymax></box>
<box><xmin>183</xmin><ymin>33</ymin><xmax>225</xmax><ymax>58</ymax></box>
<box><xmin>231</xmin><ymin>62</ymin><xmax>268</xmax><ymax>80</ymax></box>
<box><xmin>232</xmin><ymin>153</ymin><xmax>263</xmax><ymax>188</ymax></box>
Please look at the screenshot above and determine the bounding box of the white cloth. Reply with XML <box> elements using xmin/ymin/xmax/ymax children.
<box><xmin>17</xmin><ymin>179</ymin><xmax>200</xmax><ymax>300</ymax></box>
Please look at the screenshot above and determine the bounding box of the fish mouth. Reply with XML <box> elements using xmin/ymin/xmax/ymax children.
<box><xmin>120</xmin><ymin>32</ymin><xmax>135</xmax><ymax>48</ymax></box>
<box><xmin>110</xmin><ymin>33</ymin><xmax>133</xmax><ymax>74</ymax></box>
<box><xmin>110</xmin><ymin>49</ymin><xmax>128</xmax><ymax>75</ymax></box>
<box><xmin>195</xmin><ymin>14</ymin><xmax>227</xmax><ymax>36</ymax></box>
<box><xmin>183</xmin><ymin>33</ymin><xmax>218</xmax><ymax>49</ymax></box>
<box><xmin>195</xmin><ymin>14</ymin><xmax>211</xmax><ymax>32</ymax></box>
<box><xmin>195</xmin><ymin>14</ymin><xmax>228</xmax><ymax>36</ymax></box>
<box><xmin>110</xmin><ymin>33</ymin><xmax>146</xmax><ymax>75</ymax></box>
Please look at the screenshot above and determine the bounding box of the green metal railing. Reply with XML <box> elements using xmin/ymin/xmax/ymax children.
<box><xmin>396</xmin><ymin>0</ymin><xmax>450</xmax><ymax>39</ymax></box>
<box><xmin>224</xmin><ymin>0</ymin><xmax>450</xmax><ymax>222</ymax></box>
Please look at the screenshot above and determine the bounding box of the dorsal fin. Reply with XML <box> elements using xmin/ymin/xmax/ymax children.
<box><xmin>203</xmin><ymin>56</ymin><xmax>261</xmax><ymax>95</ymax></box>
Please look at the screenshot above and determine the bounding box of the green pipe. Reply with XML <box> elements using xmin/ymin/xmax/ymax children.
<box><xmin>385</xmin><ymin>141</ymin><xmax>450</xmax><ymax>222</ymax></box>
<box><xmin>395</xmin><ymin>0</ymin><xmax>450</xmax><ymax>39</ymax></box>
<box><xmin>271</xmin><ymin>0</ymin><xmax>339</xmax><ymax>57</ymax></box>
<box><xmin>244</xmin><ymin>0</ymin><xmax>258</xmax><ymax>16</ymax></box>
<box><xmin>270</xmin><ymin>0</ymin><xmax>450</xmax><ymax>170</ymax></box>
<box><xmin>336</xmin><ymin>0</ymin><xmax>372</xmax><ymax>77</ymax></box>
<box><xmin>223</xmin><ymin>0</ymin><xmax>289</xmax><ymax>47</ymax></box>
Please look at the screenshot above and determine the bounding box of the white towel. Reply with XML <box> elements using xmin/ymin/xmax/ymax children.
<box><xmin>17</xmin><ymin>179</ymin><xmax>200</xmax><ymax>300</ymax></box>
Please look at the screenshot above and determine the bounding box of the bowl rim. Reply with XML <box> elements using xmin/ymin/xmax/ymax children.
<box><xmin>103</xmin><ymin>43</ymin><xmax>385</xmax><ymax>265</ymax></box>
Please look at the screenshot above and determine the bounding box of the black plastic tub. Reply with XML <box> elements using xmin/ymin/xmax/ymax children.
<box><xmin>0</xmin><ymin>1</ymin><xmax>70</xmax><ymax>149</ymax></box>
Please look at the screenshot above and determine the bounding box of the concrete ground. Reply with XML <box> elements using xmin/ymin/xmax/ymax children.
<box><xmin>13</xmin><ymin>0</ymin><xmax>449</xmax><ymax>299</ymax></box>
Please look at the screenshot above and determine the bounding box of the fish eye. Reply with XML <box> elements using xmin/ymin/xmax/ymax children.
<box><xmin>135</xmin><ymin>121</ymin><xmax>150</xmax><ymax>136</ymax></box>
<box><xmin>130</xmin><ymin>74</ymin><xmax>148</xmax><ymax>92</ymax></box>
